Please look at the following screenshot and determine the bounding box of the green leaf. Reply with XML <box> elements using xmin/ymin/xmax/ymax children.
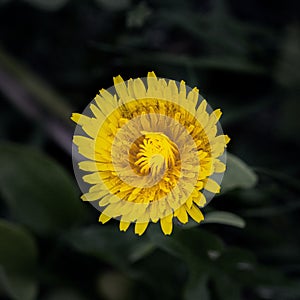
<box><xmin>148</xmin><ymin>226</ymin><xmax>224</xmax><ymax>266</ymax></box>
<box><xmin>0</xmin><ymin>270</ymin><xmax>37</xmax><ymax>300</ymax></box>
<box><xmin>128</xmin><ymin>242</ymin><xmax>156</xmax><ymax>263</ymax></box>
<box><xmin>147</xmin><ymin>227</ymin><xmax>223</xmax><ymax>300</ymax></box>
<box><xmin>221</xmin><ymin>153</ymin><xmax>258</xmax><ymax>193</ymax></box>
<box><xmin>217</xmin><ymin>247</ymin><xmax>257</xmax><ymax>284</ymax></box>
<box><xmin>0</xmin><ymin>220</ymin><xmax>37</xmax><ymax>274</ymax></box>
<box><xmin>65</xmin><ymin>225</ymin><xmax>154</xmax><ymax>270</ymax></box>
<box><xmin>212</xmin><ymin>272</ymin><xmax>241</xmax><ymax>300</ymax></box>
<box><xmin>0</xmin><ymin>143</ymin><xmax>86</xmax><ymax>235</ymax></box>
<box><xmin>184</xmin><ymin>274</ymin><xmax>210</xmax><ymax>300</ymax></box>
<box><xmin>0</xmin><ymin>220</ymin><xmax>38</xmax><ymax>300</ymax></box>
<box><xmin>22</xmin><ymin>0</ymin><xmax>69</xmax><ymax>10</ymax></box>
<box><xmin>133</xmin><ymin>250</ymin><xmax>186</xmax><ymax>300</ymax></box>
<box><xmin>203</xmin><ymin>211</ymin><xmax>246</xmax><ymax>228</ymax></box>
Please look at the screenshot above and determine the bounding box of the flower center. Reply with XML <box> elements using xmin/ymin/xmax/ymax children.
<box><xmin>133</xmin><ymin>131</ymin><xmax>178</xmax><ymax>178</ymax></box>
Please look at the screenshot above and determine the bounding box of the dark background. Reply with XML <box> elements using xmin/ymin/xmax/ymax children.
<box><xmin>0</xmin><ymin>0</ymin><xmax>300</xmax><ymax>299</ymax></box>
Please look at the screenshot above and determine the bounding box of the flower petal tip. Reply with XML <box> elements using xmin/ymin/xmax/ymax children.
<box><xmin>147</xmin><ymin>71</ymin><xmax>157</xmax><ymax>78</ymax></box>
<box><xmin>71</xmin><ymin>113</ymin><xmax>80</xmax><ymax>123</ymax></box>
<box><xmin>113</xmin><ymin>75</ymin><xmax>124</xmax><ymax>85</ymax></box>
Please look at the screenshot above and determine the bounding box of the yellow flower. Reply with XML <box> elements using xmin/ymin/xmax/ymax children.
<box><xmin>71</xmin><ymin>72</ymin><xmax>230</xmax><ymax>235</ymax></box>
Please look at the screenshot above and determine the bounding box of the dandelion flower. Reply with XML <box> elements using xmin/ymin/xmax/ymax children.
<box><xmin>71</xmin><ymin>72</ymin><xmax>230</xmax><ymax>235</ymax></box>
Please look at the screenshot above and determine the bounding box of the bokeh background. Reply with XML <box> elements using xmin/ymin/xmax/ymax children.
<box><xmin>0</xmin><ymin>0</ymin><xmax>300</xmax><ymax>299</ymax></box>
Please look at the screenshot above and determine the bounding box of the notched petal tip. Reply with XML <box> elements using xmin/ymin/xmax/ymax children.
<box><xmin>147</xmin><ymin>71</ymin><xmax>157</xmax><ymax>78</ymax></box>
<box><xmin>225</xmin><ymin>135</ymin><xmax>230</xmax><ymax>144</ymax></box>
<box><xmin>71</xmin><ymin>113</ymin><xmax>81</xmax><ymax>123</ymax></box>
<box><xmin>186</xmin><ymin>205</ymin><xmax>204</xmax><ymax>223</ymax></box>
<box><xmin>120</xmin><ymin>221</ymin><xmax>130</xmax><ymax>232</ymax></box>
<box><xmin>113</xmin><ymin>74</ymin><xmax>124</xmax><ymax>85</ymax></box>
<box><xmin>160</xmin><ymin>215</ymin><xmax>173</xmax><ymax>235</ymax></box>
<box><xmin>80</xmin><ymin>194</ymin><xmax>87</xmax><ymax>201</ymax></box>
<box><xmin>204</xmin><ymin>178</ymin><xmax>221</xmax><ymax>194</ymax></box>
<box><xmin>134</xmin><ymin>222</ymin><xmax>149</xmax><ymax>236</ymax></box>
<box><xmin>213</xmin><ymin>108</ymin><xmax>222</xmax><ymax>121</ymax></box>
<box><xmin>99</xmin><ymin>213</ymin><xmax>111</xmax><ymax>224</ymax></box>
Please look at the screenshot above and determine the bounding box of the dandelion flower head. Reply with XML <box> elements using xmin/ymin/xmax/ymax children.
<box><xmin>71</xmin><ymin>72</ymin><xmax>230</xmax><ymax>235</ymax></box>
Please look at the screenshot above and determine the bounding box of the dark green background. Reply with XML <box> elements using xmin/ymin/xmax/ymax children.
<box><xmin>0</xmin><ymin>0</ymin><xmax>300</xmax><ymax>299</ymax></box>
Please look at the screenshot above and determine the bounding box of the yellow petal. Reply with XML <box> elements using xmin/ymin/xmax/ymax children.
<box><xmin>185</xmin><ymin>194</ymin><xmax>193</xmax><ymax>209</ymax></box>
<box><xmin>214</xmin><ymin>160</ymin><xmax>226</xmax><ymax>173</ymax></box>
<box><xmin>70</xmin><ymin>113</ymin><xmax>82</xmax><ymax>124</ymax></box>
<box><xmin>119</xmin><ymin>220</ymin><xmax>130</xmax><ymax>232</ymax></box>
<box><xmin>99</xmin><ymin>88</ymin><xmax>117</xmax><ymax>107</ymax></box>
<box><xmin>187</xmin><ymin>87</ymin><xmax>199</xmax><ymax>107</ymax></box>
<box><xmin>71</xmin><ymin>113</ymin><xmax>100</xmax><ymax>138</ymax></box>
<box><xmin>213</xmin><ymin>108</ymin><xmax>222</xmax><ymax>121</ymax></box>
<box><xmin>204</xmin><ymin>109</ymin><xmax>222</xmax><ymax>130</ymax></box>
<box><xmin>99</xmin><ymin>213</ymin><xmax>111</xmax><ymax>224</ymax></box>
<box><xmin>126</xmin><ymin>78</ymin><xmax>135</xmax><ymax>98</ymax></box>
<box><xmin>174</xmin><ymin>206</ymin><xmax>188</xmax><ymax>224</ymax></box>
<box><xmin>164</xmin><ymin>80</ymin><xmax>172</xmax><ymax>100</ymax></box>
<box><xmin>204</xmin><ymin>178</ymin><xmax>220</xmax><ymax>193</ymax></box>
<box><xmin>206</xmin><ymin>125</ymin><xmax>217</xmax><ymax>141</ymax></box>
<box><xmin>133</xmin><ymin>78</ymin><xmax>146</xmax><ymax>99</ymax></box>
<box><xmin>83</xmin><ymin>172</ymin><xmax>102</xmax><ymax>184</ymax></box>
<box><xmin>81</xmin><ymin>190</ymin><xmax>108</xmax><ymax>201</ymax></box>
<box><xmin>147</xmin><ymin>71</ymin><xmax>156</xmax><ymax>78</ymax></box>
<box><xmin>113</xmin><ymin>75</ymin><xmax>129</xmax><ymax>100</ymax></box>
<box><xmin>158</xmin><ymin>78</ymin><xmax>167</xmax><ymax>94</ymax></box>
<box><xmin>134</xmin><ymin>222</ymin><xmax>149</xmax><ymax>236</ymax></box>
<box><xmin>82</xmin><ymin>120</ymin><xmax>100</xmax><ymax>138</ymax></box>
<box><xmin>99</xmin><ymin>194</ymin><xmax>112</xmax><ymax>206</ymax></box>
<box><xmin>178</xmin><ymin>80</ymin><xmax>186</xmax><ymax>104</ymax></box>
<box><xmin>150</xmin><ymin>202</ymin><xmax>159</xmax><ymax>222</ymax></box>
<box><xmin>186</xmin><ymin>204</ymin><xmax>204</xmax><ymax>223</ymax></box>
<box><xmin>147</xmin><ymin>71</ymin><xmax>158</xmax><ymax>97</ymax></box>
<box><xmin>160</xmin><ymin>214</ymin><xmax>173</xmax><ymax>235</ymax></box>
<box><xmin>121</xmin><ymin>201</ymin><xmax>137</xmax><ymax>215</ymax></box>
<box><xmin>196</xmin><ymin>99</ymin><xmax>207</xmax><ymax>115</ymax></box>
<box><xmin>89</xmin><ymin>183</ymin><xmax>106</xmax><ymax>193</ymax></box>
<box><xmin>73</xmin><ymin>135</ymin><xmax>93</xmax><ymax>146</ymax></box>
<box><xmin>195</xmin><ymin>180</ymin><xmax>204</xmax><ymax>190</ymax></box>
<box><xmin>168</xmin><ymin>80</ymin><xmax>179</xmax><ymax>102</ymax></box>
<box><xmin>95</xmin><ymin>162</ymin><xmax>115</xmax><ymax>171</ymax></box>
<box><xmin>193</xmin><ymin>192</ymin><xmax>206</xmax><ymax>207</ymax></box>
<box><xmin>90</xmin><ymin>103</ymin><xmax>103</xmax><ymax>120</ymax></box>
<box><xmin>73</xmin><ymin>135</ymin><xmax>96</xmax><ymax>160</ymax></box>
<box><xmin>212</xmin><ymin>135</ymin><xmax>230</xmax><ymax>146</ymax></box>
<box><xmin>78</xmin><ymin>160</ymin><xmax>98</xmax><ymax>172</ymax></box>
<box><xmin>211</xmin><ymin>143</ymin><xmax>226</xmax><ymax>158</ymax></box>
<box><xmin>196</xmin><ymin>109</ymin><xmax>209</xmax><ymax>128</ymax></box>
<box><xmin>102</xmin><ymin>202</ymin><xmax>122</xmax><ymax>218</ymax></box>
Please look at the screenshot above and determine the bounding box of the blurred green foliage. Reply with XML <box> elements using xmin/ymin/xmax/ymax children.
<box><xmin>0</xmin><ymin>0</ymin><xmax>300</xmax><ymax>299</ymax></box>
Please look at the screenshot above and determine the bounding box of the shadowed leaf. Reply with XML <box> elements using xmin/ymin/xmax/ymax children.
<box><xmin>0</xmin><ymin>143</ymin><xmax>86</xmax><ymax>235</ymax></box>
<box><xmin>0</xmin><ymin>220</ymin><xmax>38</xmax><ymax>300</ymax></box>
<box><xmin>221</xmin><ymin>153</ymin><xmax>258</xmax><ymax>193</ymax></box>
<box><xmin>203</xmin><ymin>211</ymin><xmax>246</xmax><ymax>228</ymax></box>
